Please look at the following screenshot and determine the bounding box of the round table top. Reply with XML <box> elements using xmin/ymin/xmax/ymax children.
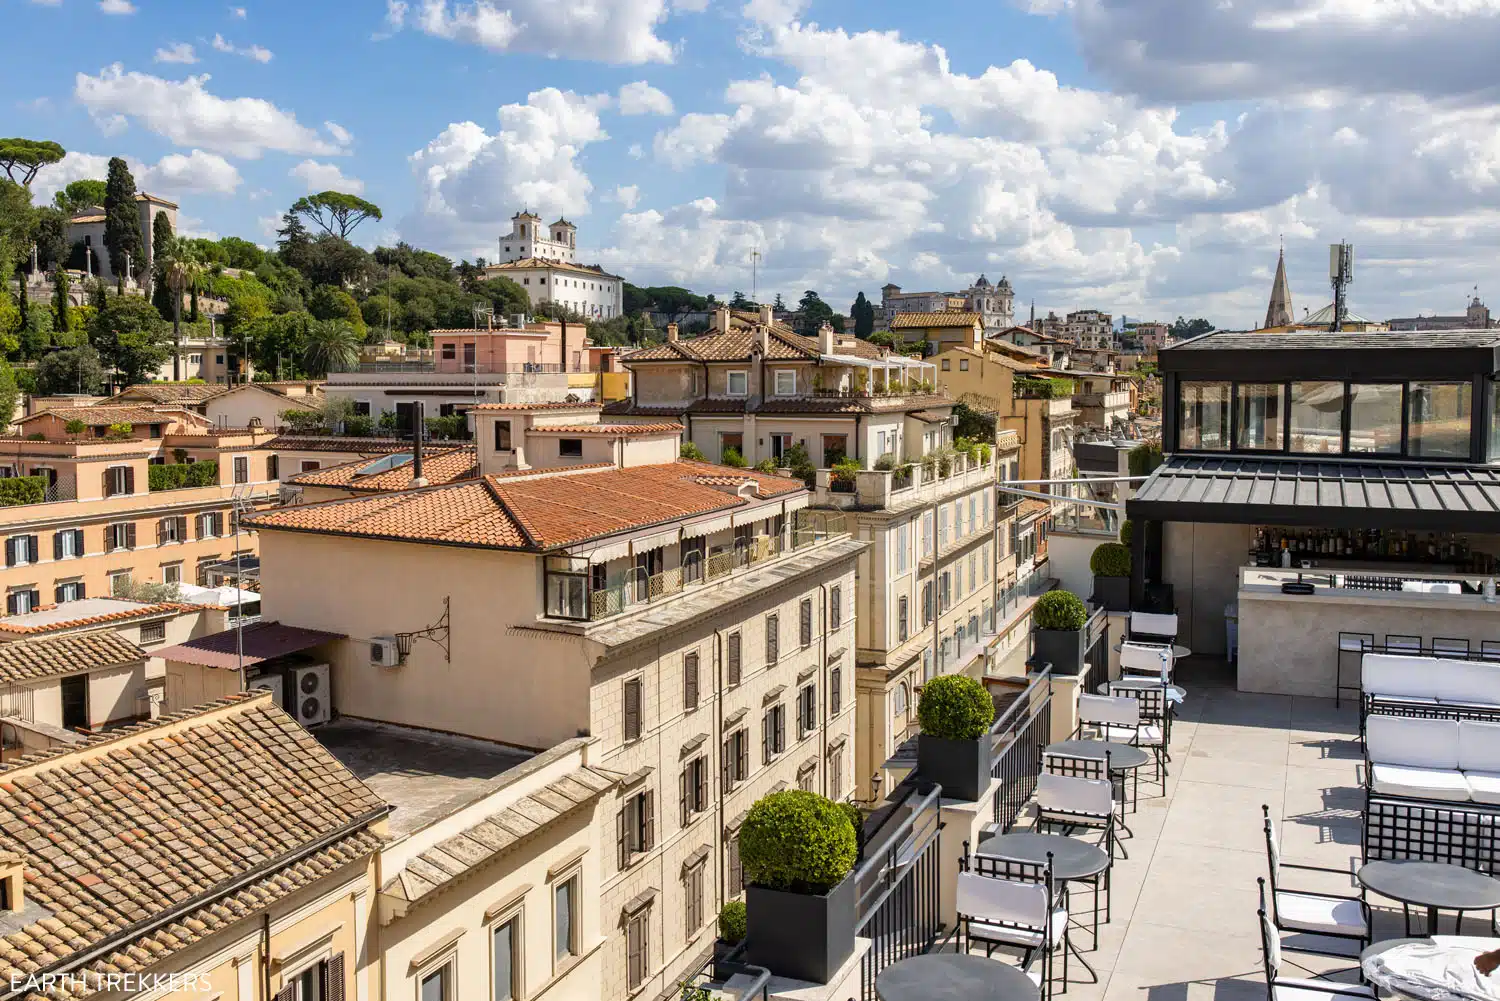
<box><xmin>976</xmin><ymin>831</ymin><xmax>1110</xmax><ymax>880</ymax></box>
<box><xmin>1358</xmin><ymin>861</ymin><xmax>1500</xmax><ymax>911</ymax></box>
<box><xmin>1046</xmin><ymin>739</ymin><xmax>1151</xmax><ymax>770</ymax></box>
<box><xmin>1097</xmin><ymin>680</ymin><xmax>1187</xmax><ymax>700</ymax></box>
<box><xmin>875</xmin><ymin>953</ymin><xmax>1039</xmax><ymax>1001</ymax></box>
<box><xmin>1173</xmin><ymin>645</ymin><xmax>1192</xmax><ymax>659</ymax></box>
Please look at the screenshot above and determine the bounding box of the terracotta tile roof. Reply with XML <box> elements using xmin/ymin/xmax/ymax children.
<box><xmin>890</xmin><ymin>312</ymin><xmax>982</xmax><ymax>329</ymax></box>
<box><xmin>0</xmin><ymin>630</ymin><xmax>145</xmax><ymax>686</ymax></box>
<box><xmin>487</xmin><ymin>463</ymin><xmax>614</xmax><ymax>480</ymax></box>
<box><xmin>264</xmin><ymin>435</ymin><xmax>414</xmax><ymax>453</ymax></box>
<box><xmin>469</xmin><ymin>402</ymin><xmax>602</xmax><ymax>412</ymax></box>
<box><xmin>383</xmin><ymin>765</ymin><xmax>615</xmax><ymax>908</ymax></box>
<box><xmin>248</xmin><ymin>460</ymin><xmax>806</xmax><ymax>551</ymax></box>
<box><xmin>105</xmin><ymin>384</ymin><xmax>228</xmax><ymax>405</ymax></box>
<box><xmin>482</xmin><ymin>258</ymin><xmax>622</xmax><ymax>280</ymax></box>
<box><xmin>1019</xmin><ymin>499</ymin><xmax>1050</xmax><ymax>519</ymax></box>
<box><xmin>533</xmin><ymin>422</ymin><xmax>683</xmax><ymax>435</ymax></box>
<box><xmin>0</xmin><ymin>602</ymin><xmax>186</xmax><ymax>636</ymax></box>
<box><xmin>286</xmin><ymin>446</ymin><xmax>478</xmax><ymax>492</ymax></box>
<box><xmin>0</xmin><ymin>695</ymin><xmax>385</xmax><ymax>998</ymax></box>
<box><xmin>17</xmin><ymin>406</ymin><xmax>202</xmax><ymax>428</ymax></box>
<box><xmin>621</xmin><ymin>312</ymin><xmax>885</xmax><ymax>363</ymax></box>
<box><xmin>602</xmin><ymin>399</ymin><xmax>747</xmax><ymax>417</ymax></box>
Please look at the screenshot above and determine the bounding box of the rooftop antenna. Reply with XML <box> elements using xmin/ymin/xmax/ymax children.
<box><xmin>1329</xmin><ymin>241</ymin><xmax>1353</xmax><ymax>332</ymax></box>
<box><xmin>751</xmin><ymin>248</ymin><xmax>761</xmax><ymax>304</ymax></box>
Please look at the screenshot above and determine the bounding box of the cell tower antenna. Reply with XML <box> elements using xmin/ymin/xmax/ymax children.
<box><xmin>1329</xmin><ymin>241</ymin><xmax>1354</xmax><ymax>333</ymax></box>
<box><xmin>751</xmin><ymin>248</ymin><xmax>761</xmax><ymax>303</ymax></box>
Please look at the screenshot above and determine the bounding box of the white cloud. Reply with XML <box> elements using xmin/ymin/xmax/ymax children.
<box><xmin>99</xmin><ymin>0</ymin><xmax>136</xmax><ymax>13</ymax></box>
<box><xmin>401</xmin><ymin>88</ymin><xmax>608</xmax><ymax>257</ymax></box>
<box><xmin>618</xmin><ymin>80</ymin><xmax>675</xmax><ymax>116</ymax></box>
<box><xmin>211</xmin><ymin>33</ymin><xmax>273</xmax><ymax>61</ymax></box>
<box><xmin>385</xmin><ymin>0</ymin><xmax>675</xmax><ymax>64</ymax></box>
<box><xmin>325</xmin><ymin>121</ymin><xmax>352</xmax><ymax>144</ymax></box>
<box><xmin>290</xmin><ymin>159</ymin><xmax>365</xmax><ymax>194</ymax></box>
<box><xmin>176</xmin><ymin>215</ymin><xmax>220</xmax><ymax>240</ymax></box>
<box><xmin>32</xmin><ymin>153</ymin><xmax>115</xmax><ymax>203</ymax></box>
<box><xmin>74</xmin><ymin>64</ymin><xmax>346</xmax><ymax>158</ymax></box>
<box><xmin>628</xmin><ymin>143</ymin><xmax>645</xmax><ymax>159</ymax></box>
<box><xmin>612</xmin><ymin>184</ymin><xmax>641</xmax><ymax>209</ymax></box>
<box><xmin>229</xmin><ymin>5</ymin><xmax>246</xmax><ymax>15</ymax></box>
<box><xmin>139</xmin><ymin>149</ymin><xmax>242</xmax><ymax>194</ymax></box>
<box><xmin>154</xmin><ymin>42</ymin><xmax>198</xmax><ymax>64</ymax></box>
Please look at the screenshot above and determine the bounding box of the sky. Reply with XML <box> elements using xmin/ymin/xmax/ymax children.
<box><xmin>10</xmin><ymin>0</ymin><xmax>1500</xmax><ymax>331</ymax></box>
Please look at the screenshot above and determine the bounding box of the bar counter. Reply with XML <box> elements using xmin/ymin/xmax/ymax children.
<box><xmin>1236</xmin><ymin>565</ymin><xmax>1500</xmax><ymax>697</ymax></box>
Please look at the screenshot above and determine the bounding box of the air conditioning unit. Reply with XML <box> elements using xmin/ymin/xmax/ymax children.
<box><xmin>290</xmin><ymin>664</ymin><xmax>330</xmax><ymax>727</ymax></box>
<box><xmin>248</xmin><ymin>672</ymin><xmax>284</xmax><ymax>708</ymax></box>
<box><xmin>370</xmin><ymin>637</ymin><xmax>400</xmax><ymax>668</ymax></box>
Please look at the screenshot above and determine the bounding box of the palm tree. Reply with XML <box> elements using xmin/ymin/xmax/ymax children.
<box><xmin>303</xmin><ymin>319</ymin><xmax>360</xmax><ymax>376</ymax></box>
<box><xmin>159</xmin><ymin>236</ymin><xmax>202</xmax><ymax>381</ymax></box>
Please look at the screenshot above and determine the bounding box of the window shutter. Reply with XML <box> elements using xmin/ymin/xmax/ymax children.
<box><xmin>3</xmin><ymin>539</ymin><xmax>13</xmax><ymax>569</ymax></box>
<box><xmin>73</xmin><ymin>529</ymin><xmax>84</xmax><ymax>555</ymax></box>
<box><xmin>727</xmin><ymin>633</ymin><xmax>741</xmax><ymax>685</ymax></box>
<box><xmin>104</xmin><ymin>527</ymin><xmax>115</xmax><ymax>554</ymax></box>
<box><xmin>27</xmin><ymin>537</ymin><xmax>37</xmax><ymax>564</ymax></box>
<box><xmin>831</xmin><ymin>668</ymin><xmax>842</xmax><ymax>715</ymax></box>
<box><xmin>102</xmin><ymin>470</ymin><xmax>112</xmax><ymax>497</ymax></box>
<box><xmin>125</xmin><ymin>523</ymin><xmax>136</xmax><ymax>549</ymax></box>
<box><xmin>616</xmin><ymin>807</ymin><xmax>628</xmax><ymax>870</ymax></box>
<box><xmin>762</xmin><ymin>712</ymin><xmax>770</xmax><ymax>764</ymax></box>
<box><xmin>643</xmin><ymin>790</ymin><xmax>655</xmax><ymax>850</ymax></box>
<box><xmin>737</xmin><ymin>733</ymin><xmax>748</xmax><ymax>780</ymax></box>
<box><xmin>776</xmin><ymin>707</ymin><xmax>785</xmax><ymax>753</ymax></box>
<box><xmin>276</xmin><ymin>985</ymin><xmax>296</xmax><ymax>1001</ymax></box>
<box><xmin>157</xmin><ymin>520</ymin><xmax>166</xmax><ymax>547</ymax></box>
<box><xmin>623</xmin><ymin>679</ymin><xmax>640</xmax><ymax>741</ymax></box>
<box><xmin>5</xmin><ymin>594</ymin><xmax>15</xmax><ymax>616</ymax></box>
<box><xmin>324</xmin><ymin>955</ymin><xmax>346</xmax><ymax>1001</ymax></box>
<box><xmin>77</xmin><ymin>580</ymin><xmax>85</xmax><ymax>600</ymax></box>
<box><xmin>123</xmin><ymin>467</ymin><xmax>134</xmax><ymax>494</ymax></box>
<box><xmin>684</xmin><ymin>654</ymin><xmax>698</xmax><ymax>710</ymax></box>
<box><xmin>52</xmin><ymin>533</ymin><xmax>62</xmax><ymax>562</ymax></box>
<box><xmin>679</xmin><ymin>768</ymin><xmax>689</xmax><ymax>826</ymax></box>
<box><xmin>54</xmin><ymin>585</ymin><xmax>64</xmax><ymax>604</ymax></box>
<box><xmin>177</xmin><ymin>517</ymin><xmax>187</xmax><ymax>540</ymax></box>
<box><xmin>695</xmin><ymin>758</ymin><xmax>707</xmax><ymax>811</ymax></box>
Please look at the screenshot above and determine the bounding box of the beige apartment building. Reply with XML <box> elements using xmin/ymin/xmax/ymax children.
<box><xmin>246</xmin><ymin>406</ymin><xmax>864</xmax><ymax>1000</ymax></box>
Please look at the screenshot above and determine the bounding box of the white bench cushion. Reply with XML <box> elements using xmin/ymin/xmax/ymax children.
<box><xmin>1464</xmin><ymin>770</ymin><xmax>1500</xmax><ymax>805</ymax></box>
<box><xmin>1129</xmin><ymin>612</ymin><xmax>1177</xmax><ymax>638</ymax></box>
<box><xmin>1435</xmin><ymin>660</ymin><xmax>1500</xmax><ymax>704</ymax></box>
<box><xmin>1459</xmin><ymin>720</ymin><xmax>1500</xmax><ymax>772</ymax></box>
<box><xmin>1366</xmin><ymin>714</ymin><xmax>1460</xmax><ymax>769</ymax></box>
<box><xmin>1362</xmin><ymin>653</ymin><xmax>1441</xmax><ymax>700</ymax></box>
<box><xmin>1274</xmin><ymin>891</ymin><xmax>1367</xmax><ymax>938</ymax></box>
<box><xmin>1273</xmin><ymin>979</ymin><xmax>1375</xmax><ymax>1001</ymax></box>
<box><xmin>1370</xmin><ymin>763</ymin><xmax>1471</xmax><ymax>802</ymax></box>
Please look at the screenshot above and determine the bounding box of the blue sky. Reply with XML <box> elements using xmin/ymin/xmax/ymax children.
<box><xmin>12</xmin><ymin>0</ymin><xmax>1500</xmax><ymax>329</ymax></box>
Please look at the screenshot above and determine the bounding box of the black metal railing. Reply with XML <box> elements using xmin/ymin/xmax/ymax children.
<box><xmin>853</xmin><ymin>784</ymin><xmax>945</xmax><ymax>1001</ymax></box>
<box><xmin>990</xmin><ymin>669</ymin><xmax>1053</xmax><ymax>832</ymax></box>
<box><xmin>1081</xmin><ymin>606</ymin><xmax>1111</xmax><ymax>696</ymax></box>
<box><xmin>673</xmin><ymin>942</ymin><xmax>772</xmax><ymax>1001</ymax></box>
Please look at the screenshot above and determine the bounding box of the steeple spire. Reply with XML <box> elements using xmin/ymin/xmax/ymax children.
<box><xmin>1264</xmin><ymin>246</ymin><xmax>1294</xmax><ymax>329</ymax></box>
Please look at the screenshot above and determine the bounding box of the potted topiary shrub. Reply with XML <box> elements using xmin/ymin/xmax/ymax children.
<box><xmin>741</xmin><ymin>789</ymin><xmax>859</xmax><ymax>984</ymax></box>
<box><xmin>1090</xmin><ymin>542</ymin><xmax>1131</xmax><ymax>612</ymax></box>
<box><xmin>915</xmin><ymin>674</ymin><xmax>995</xmax><ymax>801</ymax></box>
<box><xmin>713</xmin><ymin>900</ymin><xmax>747</xmax><ymax>979</ymax></box>
<box><xmin>1031</xmin><ymin>590</ymin><xmax>1089</xmax><ymax>676</ymax></box>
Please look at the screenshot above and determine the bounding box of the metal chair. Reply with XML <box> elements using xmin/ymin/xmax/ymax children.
<box><xmin>956</xmin><ymin>861</ymin><xmax>1066</xmax><ymax>998</ymax></box>
<box><xmin>1384</xmin><ymin>634</ymin><xmax>1421</xmax><ymax>654</ymax></box>
<box><xmin>1105</xmin><ymin>685</ymin><xmax>1170</xmax><ymax>793</ymax></box>
<box><xmin>1482</xmin><ymin>640</ymin><xmax>1500</xmax><ymax>662</ymax></box>
<box><xmin>1127</xmin><ymin>611</ymin><xmax>1178</xmax><ymax>646</ymax></box>
<box><xmin>1335</xmin><ymin>632</ymin><xmax>1372</xmax><ymax>708</ymax></box>
<box><xmin>1431</xmin><ymin>636</ymin><xmax>1471</xmax><ymax>657</ymax></box>
<box><xmin>1119</xmin><ymin>640</ymin><xmax>1174</xmax><ymax>681</ymax></box>
<box><xmin>1035</xmin><ymin>766</ymin><xmax>1121</xmax><ymax>859</ymax></box>
<box><xmin>1261</xmin><ymin>807</ymin><xmax>1370</xmax><ymax>958</ymax></box>
<box><xmin>1257</xmin><ymin>883</ymin><xmax>1374</xmax><ymax>1001</ymax></box>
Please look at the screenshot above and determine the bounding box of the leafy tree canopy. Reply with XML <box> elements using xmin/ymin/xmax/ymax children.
<box><xmin>1168</xmin><ymin>316</ymin><xmax>1214</xmax><ymax>339</ymax></box>
<box><xmin>53</xmin><ymin>179</ymin><xmax>106</xmax><ymax>214</ymax></box>
<box><xmin>374</xmin><ymin>242</ymin><xmax>453</xmax><ymax>282</ymax></box>
<box><xmin>291</xmin><ymin>191</ymin><xmax>383</xmax><ymax>240</ymax></box>
<box><xmin>36</xmin><ymin>346</ymin><xmax>108</xmax><ymax>396</ymax></box>
<box><xmin>0</xmin><ymin>139</ymin><xmax>64</xmax><ymax>185</ymax></box>
<box><xmin>89</xmin><ymin>294</ymin><xmax>170</xmax><ymax>385</ymax></box>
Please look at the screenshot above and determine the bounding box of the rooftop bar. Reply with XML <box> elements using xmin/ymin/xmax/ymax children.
<box><xmin>1127</xmin><ymin>328</ymin><xmax>1500</xmax><ymax>696</ymax></box>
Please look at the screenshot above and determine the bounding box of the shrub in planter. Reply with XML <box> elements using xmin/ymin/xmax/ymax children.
<box><xmin>1090</xmin><ymin>542</ymin><xmax>1132</xmax><ymax>611</ymax></box>
<box><xmin>915</xmin><ymin>674</ymin><xmax>995</xmax><ymax>801</ymax></box>
<box><xmin>742</xmin><ymin>790</ymin><xmax>858</xmax><ymax>984</ymax></box>
<box><xmin>837</xmin><ymin>801</ymin><xmax>866</xmax><ymax>862</ymax></box>
<box><xmin>830</xmin><ymin>456</ymin><xmax>859</xmax><ymax>493</ymax></box>
<box><xmin>1120</xmin><ymin>519</ymin><xmax>1134</xmax><ymax>547</ymax></box>
<box><xmin>722</xmin><ymin>447</ymin><xmax>747</xmax><ymax>468</ymax></box>
<box><xmin>680</xmin><ymin>441</ymin><xmax>706</xmax><ymax>461</ymax></box>
<box><xmin>1032</xmin><ymin>589</ymin><xmax>1089</xmax><ymax>676</ymax></box>
<box><xmin>719</xmin><ymin>900</ymin><xmax>747</xmax><ymax>944</ymax></box>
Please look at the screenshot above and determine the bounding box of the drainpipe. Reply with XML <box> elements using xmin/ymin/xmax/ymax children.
<box><xmin>261</xmin><ymin>913</ymin><xmax>272</xmax><ymax>1001</ymax></box>
<box><xmin>713</xmin><ymin>627</ymin><xmax>726</xmax><ymax>908</ymax></box>
<box><xmin>819</xmin><ymin>582</ymin><xmax>829</xmax><ymax>799</ymax></box>
<box><xmin>411</xmin><ymin>401</ymin><xmax>426</xmax><ymax>487</ymax></box>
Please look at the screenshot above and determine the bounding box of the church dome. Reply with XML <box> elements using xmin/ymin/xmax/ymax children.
<box><xmin>974</xmin><ymin>274</ymin><xmax>990</xmax><ymax>288</ymax></box>
<box><xmin>996</xmin><ymin>275</ymin><xmax>1012</xmax><ymax>290</ymax></box>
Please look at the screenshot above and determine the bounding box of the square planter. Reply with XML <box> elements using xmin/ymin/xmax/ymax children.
<box><xmin>917</xmin><ymin>733</ymin><xmax>991</xmax><ymax>802</ymax></box>
<box><xmin>1032</xmin><ymin>627</ymin><xmax>1086</xmax><ymax>676</ymax></box>
<box><xmin>1093</xmin><ymin>575</ymin><xmax>1130</xmax><ymax>613</ymax></box>
<box><xmin>712</xmin><ymin>939</ymin><xmax>745</xmax><ymax>981</ymax></box>
<box><xmin>746</xmin><ymin>873</ymin><xmax>856</xmax><ymax>984</ymax></box>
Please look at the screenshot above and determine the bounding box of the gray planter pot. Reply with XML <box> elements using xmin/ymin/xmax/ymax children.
<box><xmin>1032</xmin><ymin>627</ymin><xmax>1086</xmax><ymax>676</ymax></box>
<box><xmin>917</xmin><ymin>733</ymin><xmax>991</xmax><ymax>802</ymax></box>
<box><xmin>746</xmin><ymin>873</ymin><xmax>856</xmax><ymax>984</ymax></box>
<box><xmin>1093</xmin><ymin>575</ymin><xmax>1130</xmax><ymax>613</ymax></box>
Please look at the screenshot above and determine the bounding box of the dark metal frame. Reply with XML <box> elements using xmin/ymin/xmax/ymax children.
<box><xmin>1335</xmin><ymin>632</ymin><xmax>1373</xmax><ymax>709</ymax></box>
<box><xmin>1260</xmin><ymin>806</ymin><xmax>1370</xmax><ymax>958</ymax></box>
<box><xmin>1036</xmin><ymin>751</ymin><xmax>1124</xmax><ymax>859</ymax></box>
<box><xmin>1363</xmin><ymin>790</ymin><xmax>1500</xmax><ymax>875</ymax></box>
<box><xmin>956</xmin><ymin>854</ymin><xmax>1067</xmax><ymax>998</ymax></box>
<box><xmin>990</xmin><ymin>671</ymin><xmax>1053</xmax><ymax>834</ymax></box>
<box><xmin>853</xmin><ymin>784</ymin><xmax>945</xmax><ymax>1001</ymax></box>
<box><xmin>1255</xmin><ymin>884</ymin><xmax>1374</xmax><ymax>1001</ymax></box>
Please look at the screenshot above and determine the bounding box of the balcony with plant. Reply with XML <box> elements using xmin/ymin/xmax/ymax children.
<box><xmin>148</xmin><ymin>462</ymin><xmax>219</xmax><ymax>492</ymax></box>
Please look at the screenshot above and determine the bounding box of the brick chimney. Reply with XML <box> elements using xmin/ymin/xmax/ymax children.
<box><xmin>667</xmin><ymin>323</ymin><xmax>679</xmax><ymax>342</ymax></box>
<box><xmin>818</xmin><ymin>321</ymin><xmax>835</xmax><ymax>355</ymax></box>
<box><xmin>755</xmin><ymin>324</ymin><xmax>769</xmax><ymax>354</ymax></box>
<box><xmin>715</xmin><ymin>306</ymin><xmax>731</xmax><ymax>333</ymax></box>
<box><xmin>759</xmin><ymin>303</ymin><xmax>774</xmax><ymax>326</ymax></box>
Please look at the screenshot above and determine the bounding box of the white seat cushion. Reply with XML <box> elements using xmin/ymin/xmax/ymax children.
<box><xmin>968</xmin><ymin>910</ymin><xmax>1067</xmax><ymax>949</ymax></box>
<box><xmin>1362</xmin><ymin>653</ymin><xmax>1442</xmax><ymax>700</ymax></box>
<box><xmin>1274</xmin><ymin>891</ymin><xmax>1367</xmax><ymax>938</ymax></box>
<box><xmin>1459</xmin><ymin>720</ymin><xmax>1500</xmax><ymax>772</ymax></box>
<box><xmin>1438</xmin><ymin>661</ymin><xmax>1500</xmax><ymax>705</ymax></box>
<box><xmin>1273</xmin><ymin>978</ymin><xmax>1375</xmax><ymax>1001</ymax></box>
<box><xmin>1370</xmin><ymin>763</ymin><xmax>1472</xmax><ymax>802</ymax></box>
<box><xmin>1366</xmin><ymin>715</ymin><xmax>1461</xmax><ymax>770</ymax></box>
<box><xmin>1464</xmin><ymin>770</ymin><xmax>1500</xmax><ymax>805</ymax></box>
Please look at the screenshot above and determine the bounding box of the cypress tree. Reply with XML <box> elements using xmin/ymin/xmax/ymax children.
<box><xmin>189</xmin><ymin>283</ymin><xmax>199</xmax><ymax>323</ymax></box>
<box><xmin>102</xmin><ymin>157</ymin><xmax>143</xmax><ymax>285</ymax></box>
<box><xmin>53</xmin><ymin>269</ymin><xmax>69</xmax><ymax>333</ymax></box>
<box><xmin>151</xmin><ymin>211</ymin><xmax>175</xmax><ymax>318</ymax></box>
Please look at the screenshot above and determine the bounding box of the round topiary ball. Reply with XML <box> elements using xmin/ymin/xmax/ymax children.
<box><xmin>916</xmin><ymin>673</ymin><xmax>995</xmax><ymax>740</ymax></box>
<box><xmin>1119</xmin><ymin>520</ymin><xmax>1134</xmax><ymax>547</ymax></box>
<box><xmin>718</xmin><ymin>899</ymin><xmax>747</xmax><ymax>943</ymax></box>
<box><xmin>739</xmin><ymin>789</ymin><xmax>858</xmax><ymax>894</ymax></box>
<box><xmin>1090</xmin><ymin>542</ymin><xmax>1132</xmax><ymax>577</ymax></box>
<box><xmin>1035</xmin><ymin>589</ymin><xmax>1088</xmax><ymax>631</ymax></box>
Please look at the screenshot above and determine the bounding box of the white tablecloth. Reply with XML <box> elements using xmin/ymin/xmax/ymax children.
<box><xmin>1364</xmin><ymin>937</ymin><xmax>1500</xmax><ymax>1001</ymax></box>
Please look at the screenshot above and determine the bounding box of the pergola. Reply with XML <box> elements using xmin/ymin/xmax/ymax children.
<box><xmin>821</xmin><ymin>353</ymin><xmax>938</xmax><ymax>391</ymax></box>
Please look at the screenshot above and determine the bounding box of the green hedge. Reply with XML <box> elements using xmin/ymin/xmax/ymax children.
<box><xmin>0</xmin><ymin>476</ymin><xmax>48</xmax><ymax>507</ymax></box>
<box><xmin>916</xmin><ymin>674</ymin><xmax>994</xmax><ymax>740</ymax></box>
<box><xmin>1014</xmin><ymin>376</ymin><xmax>1074</xmax><ymax>400</ymax></box>
<box><xmin>739</xmin><ymin>789</ymin><xmax>857</xmax><ymax>894</ymax></box>
<box><xmin>1090</xmin><ymin>542</ymin><xmax>1132</xmax><ymax>577</ymax></box>
<box><xmin>718</xmin><ymin>900</ymin><xmax>747</xmax><ymax>944</ymax></box>
<box><xmin>1035</xmin><ymin>589</ymin><xmax>1088</xmax><ymax>630</ymax></box>
<box><xmin>148</xmin><ymin>462</ymin><xmax>218</xmax><ymax>491</ymax></box>
<box><xmin>1128</xmin><ymin>442</ymin><xmax>1163</xmax><ymax>477</ymax></box>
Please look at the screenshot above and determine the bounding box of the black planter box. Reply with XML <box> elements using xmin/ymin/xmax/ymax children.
<box><xmin>1033</xmin><ymin>627</ymin><xmax>1085</xmax><ymax>676</ymax></box>
<box><xmin>746</xmin><ymin>874</ymin><xmax>856</xmax><ymax>984</ymax></box>
<box><xmin>917</xmin><ymin>733</ymin><xmax>991</xmax><ymax>802</ymax></box>
<box><xmin>712</xmin><ymin>939</ymin><xmax>744</xmax><ymax>981</ymax></box>
<box><xmin>1093</xmin><ymin>575</ymin><xmax>1130</xmax><ymax>612</ymax></box>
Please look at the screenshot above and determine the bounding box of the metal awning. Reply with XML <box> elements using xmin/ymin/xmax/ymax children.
<box><xmin>1128</xmin><ymin>456</ymin><xmax>1500</xmax><ymax>532</ymax></box>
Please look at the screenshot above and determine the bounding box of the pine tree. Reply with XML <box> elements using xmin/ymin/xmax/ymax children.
<box><xmin>102</xmin><ymin>157</ymin><xmax>143</xmax><ymax>285</ymax></box>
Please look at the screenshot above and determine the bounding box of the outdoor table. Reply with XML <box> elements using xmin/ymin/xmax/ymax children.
<box><xmin>976</xmin><ymin>831</ymin><xmax>1112</xmax><ymax>954</ymax></box>
<box><xmin>1358</xmin><ymin>861</ymin><xmax>1500</xmax><ymax>936</ymax></box>
<box><xmin>875</xmin><ymin>952</ymin><xmax>1039</xmax><ymax>1001</ymax></box>
<box><xmin>1096</xmin><ymin>679</ymin><xmax>1187</xmax><ymax>704</ymax></box>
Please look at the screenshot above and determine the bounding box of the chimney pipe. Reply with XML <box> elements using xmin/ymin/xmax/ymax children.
<box><xmin>715</xmin><ymin>306</ymin><xmax>731</xmax><ymax>333</ymax></box>
<box><xmin>759</xmin><ymin>303</ymin><xmax>773</xmax><ymax>326</ymax></box>
<box><xmin>667</xmin><ymin>323</ymin><xmax>679</xmax><ymax>342</ymax></box>
<box><xmin>818</xmin><ymin>320</ymin><xmax>834</xmax><ymax>355</ymax></box>
<box><xmin>411</xmin><ymin>401</ymin><xmax>427</xmax><ymax>487</ymax></box>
